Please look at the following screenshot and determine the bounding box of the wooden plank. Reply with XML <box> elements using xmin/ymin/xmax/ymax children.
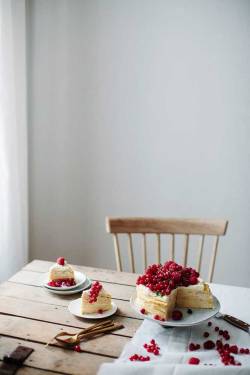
<box><xmin>0</xmin><ymin>315</ymin><xmax>129</xmax><ymax>358</ymax></box>
<box><xmin>23</xmin><ymin>260</ymin><xmax>138</xmax><ymax>286</ymax></box>
<box><xmin>9</xmin><ymin>270</ymin><xmax>135</xmax><ymax>301</ymax></box>
<box><xmin>17</xmin><ymin>368</ymin><xmax>65</xmax><ymax>375</ymax></box>
<box><xmin>106</xmin><ymin>217</ymin><xmax>228</xmax><ymax>235</ymax></box>
<box><xmin>0</xmin><ymin>296</ymin><xmax>141</xmax><ymax>338</ymax></box>
<box><xmin>0</xmin><ymin>336</ymin><xmax>113</xmax><ymax>375</ymax></box>
<box><xmin>0</xmin><ymin>282</ymin><xmax>141</xmax><ymax>320</ymax></box>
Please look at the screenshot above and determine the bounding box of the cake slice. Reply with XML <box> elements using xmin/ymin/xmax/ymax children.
<box><xmin>176</xmin><ymin>281</ymin><xmax>214</xmax><ymax>309</ymax></box>
<box><xmin>135</xmin><ymin>284</ymin><xmax>177</xmax><ymax>320</ymax></box>
<box><xmin>81</xmin><ymin>281</ymin><xmax>112</xmax><ymax>314</ymax></box>
<box><xmin>48</xmin><ymin>257</ymin><xmax>75</xmax><ymax>287</ymax></box>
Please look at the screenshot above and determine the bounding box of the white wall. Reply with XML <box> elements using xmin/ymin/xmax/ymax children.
<box><xmin>28</xmin><ymin>0</ymin><xmax>250</xmax><ymax>287</ymax></box>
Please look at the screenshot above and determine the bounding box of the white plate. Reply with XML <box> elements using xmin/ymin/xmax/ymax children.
<box><xmin>130</xmin><ymin>294</ymin><xmax>220</xmax><ymax>327</ymax></box>
<box><xmin>68</xmin><ymin>298</ymin><xmax>117</xmax><ymax>319</ymax></box>
<box><xmin>43</xmin><ymin>271</ymin><xmax>86</xmax><ymax>291</ymax></box>
<box><xmin>45</xmin><ymin>277</ymin><xmax>92</xmax><ymax>295</ymax></box>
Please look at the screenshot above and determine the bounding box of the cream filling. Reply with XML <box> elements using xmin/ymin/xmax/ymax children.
<box><xmin>49</xmin><ymin>262</ymin><xmax>74</xmax><ymax>280</ymax></box>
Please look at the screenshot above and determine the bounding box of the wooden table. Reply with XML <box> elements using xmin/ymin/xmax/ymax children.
<box><xmin>0</xmin><ymin>260</ymin><xmax>141</xmax><ymax>375</ymax></box>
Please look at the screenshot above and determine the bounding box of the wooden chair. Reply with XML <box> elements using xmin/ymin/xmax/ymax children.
<box><xmin>106</xmin><ymin>217</ymin><xmax>228</xmax><ymax>282</ymax></box>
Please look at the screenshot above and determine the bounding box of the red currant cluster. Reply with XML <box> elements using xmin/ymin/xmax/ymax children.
<box><xmin>129</xmin><ymin>354</ymin><xmax>150</xmax><ymax>362</ymax></box>
<box><xmin>187</xmin><ymin>320</ymin><xmax>250</xmax><ymax>366</ymax></box>
<box><xmin>48</xmin><ymin>278</ymin><xmax>76</xmax><ymax>287</ymax></box>
<box><xmin>136</xmin><ymin>261</ymin><xmax>199</xmax><ymax>296</ymax></box>
<box><xmin>89</xmin><ymin>281</ymin><xmax>102</xmax><ymax>303</ymax></box>
<box><xmin>143</xmin><ymin>339</ymin><xmax>160</xmax><ymax>355</ymax></box>
<box><xmin>129</xmin><ymin>339</ymin><xmax>161</xmax><ymax>361</ymax></box>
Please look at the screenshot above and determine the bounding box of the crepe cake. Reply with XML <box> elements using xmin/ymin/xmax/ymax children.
<box><xmin>135</xmin><ymin>261</ymin><xmax>214</xmax><ymax>321</ymax></box>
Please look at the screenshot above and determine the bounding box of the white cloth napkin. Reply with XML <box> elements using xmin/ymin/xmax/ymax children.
<box><xmin>98</xmin><ymin>318</ymin><xmax>250</xmax><ymax>374</ymax></box>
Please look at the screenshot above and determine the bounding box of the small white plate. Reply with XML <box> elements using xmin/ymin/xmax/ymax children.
<box><xmin>68</xmin><ymin>298</ymin><xmax>117</xmax><ymax>319</ymax></box>
<box><xmin>130</xmin><ymin>294</ymin><xmax>220</xmax><ymax>327</ymax></box>
<box><xmin>43</xmin><ymin>271</ymin><xmax>86</xmax><ymax>291</ymax></box>
<box><xmin>45</xmin><ymin>277</ymin><xmax>92</xmax><ymax>295</ymax></box>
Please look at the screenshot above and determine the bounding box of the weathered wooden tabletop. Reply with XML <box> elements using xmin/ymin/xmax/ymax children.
<box><xmin>0</xmin><ymin>260</ymin><xmax>141</xmax><ymax>375</ymax></box>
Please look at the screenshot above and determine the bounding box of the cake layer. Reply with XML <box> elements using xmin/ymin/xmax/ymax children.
<box><xmin>135</xmin><ymin>284</ymin><xmax>177</xmax><ymax>319</ymax></box>
<box><xmin>176</xmin><ymin>283</ymin><xmax>214</xmax><ymax>309</ymax></box>
<box><xmin>49</xmin><ymin>263</ymin><xmax>74</xmax><ymax>281</ymax></box>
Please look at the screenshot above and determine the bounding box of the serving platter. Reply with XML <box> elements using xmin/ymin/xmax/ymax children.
<box><xmin>130</xmin><ymin>294</ymin><xmax>220</xmax><ymax>327</ymax></box>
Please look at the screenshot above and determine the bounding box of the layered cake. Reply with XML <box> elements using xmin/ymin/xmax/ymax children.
<box><xmin>135</xmin><ymin>261</ymin><xmax>214</xmax><ymax>320</ymax></box>
<box><xmin>48</xmin><ymin>257</ymin><xmax>76</xmax><ymax>287</ymax></box>
<box><xmin>81</xmin><ymin>281</ymin><xmax>112</xmax><ymax>314</ymax></box>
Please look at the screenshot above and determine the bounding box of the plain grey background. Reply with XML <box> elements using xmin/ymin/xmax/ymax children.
<box><xmin>28</xmin><ymin>0</ymin><xmax>250</xmax><ymax>287</ymax></box>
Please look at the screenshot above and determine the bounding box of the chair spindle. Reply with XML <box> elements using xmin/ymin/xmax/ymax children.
<box><xmin>170</xmin><ymin>234</ymin><xmax>175</xmax><ymax>261</ymax></box>
<box><xmin>127</xmin><ymin>233</ymin><xmax>135</xmax><ymax>273</ymax></box>
<box><xmin>142</xmin><ymin>233</ymin><xmax>147</xmax><ymax>269</ymax></box>
<box><xmin>208</xmin><ymin>235</ymin><xmax>220</xmax><ymax>282</ymax></box>
<box><xmin>183</xmin><ymin>234</ymin><xmax>189</xmax><ymax>267</ymax></box>
<box><xmin>113</xmin><ymin>234</ymin><xmax>122</xmax><ymax>272</ymax></box>
<box><xmin>197</xmin><ymin>235</ymin><xmax>205</xmax><ymax>272</ymax></box>
<box><xmin>156</xmin><ymin>233</ymin><xmax>161</xmax><ymax>263</ymax></box>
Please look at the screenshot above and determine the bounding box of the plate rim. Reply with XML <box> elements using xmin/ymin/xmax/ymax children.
<box><xmin>45</xmin><ymin>277</ymin><xmax>92</xmax><ymax>295</ymax></box>
<box><xmin>130</xmin><ymin>294</ymin><xmax>220</xmax><ymax>327</ymax></box>
<box><xmin>68</xmin><ymin>298</ymin><xmax>117</xmax><ymax>319</ymax></box>
<box><xmin>43</xmin><ymin>270</ymin><xmax>86</xmax><ymax>291</ymax></box>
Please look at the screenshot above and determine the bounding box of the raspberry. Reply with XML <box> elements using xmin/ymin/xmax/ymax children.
<box><xmin>188</xmin><ymin>357</ymin><xmax>200</xmax><ymax>365</ymax></box>
<box><xmin>140</xmin><ymin>308</ymin><xmax>146</xmax><ymax>314</ymax></box>
<box><xmin>172</xmin><ymin>310</ymin><xmax>183</xmax><ymax>321</ymax></box>
<box><xmin>203</xmin><ymin>340</ymin><xmax>215</xmax><ymax>350</ymax></box>
<box><xmin>154</xmin><ymin>315</ymin><xmax>160</xmax><ymax>320</ymax></box>
<box><xmin>57</xmin><ymin>257</ymin><xmax>65</xmax><ymax>266</ymax></box>
<box><xmin>245</xmin><ymin>349</ymin><xmax>249</xmax><ymax>354</ymax></box>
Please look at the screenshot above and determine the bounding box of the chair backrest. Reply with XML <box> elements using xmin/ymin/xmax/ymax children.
<box><xmin>106</xmin><ymin>217</ymin><xmax>228</xmax><ymax>282</ymax></box>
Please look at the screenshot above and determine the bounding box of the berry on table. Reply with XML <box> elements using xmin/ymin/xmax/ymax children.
<box><xmin>188</xmin><ymin>357</ymin><xmax>200</xmax><ymax>365</ymax></box>
<box><xmin>172</xmin><ymin>310</ymin><xmax>183</xmax><ymax>321</ymax></box>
